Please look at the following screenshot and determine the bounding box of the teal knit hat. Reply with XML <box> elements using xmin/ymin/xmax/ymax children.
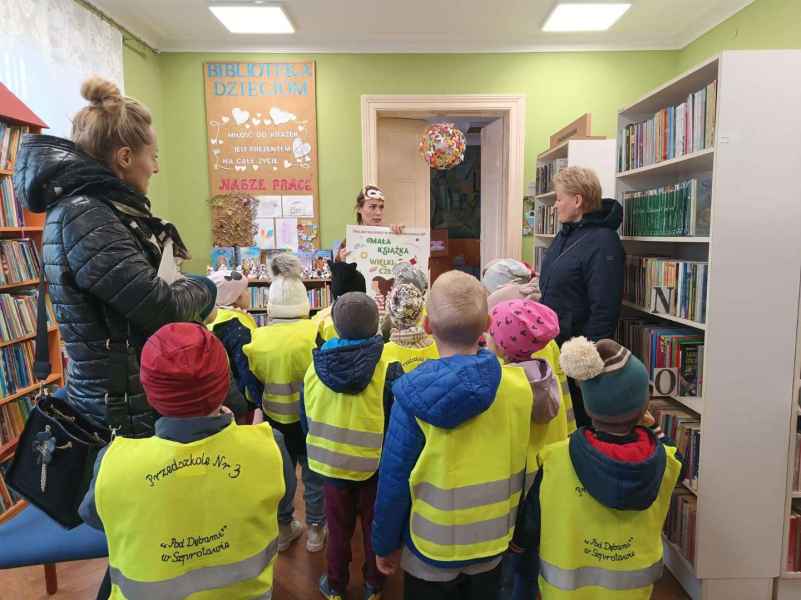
<box><xmin>559</xmin><ymin>337</ymin><xmax>649</xmax><ymax>431</ymax></box>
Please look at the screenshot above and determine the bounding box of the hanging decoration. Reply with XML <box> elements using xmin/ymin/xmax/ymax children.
<box><xmin>209</xmin><ymin>194</ymin><xmax>257</xmax><ymax>247</ymax></box>
<box><xmin>418</xmin><ymin>122</ymin><xmax>466</xmax><ymax>170</ymax></box>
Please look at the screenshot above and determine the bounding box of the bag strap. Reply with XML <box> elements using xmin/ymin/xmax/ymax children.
<box><xmin>33</xmin><ymin>278</ymin><xmax>51</xmax><ymax>382</ymax></box>
<box><xmin>102</xmin><ymin>306</ymin><xmax>132</xmax><ymax>436</ymax></box>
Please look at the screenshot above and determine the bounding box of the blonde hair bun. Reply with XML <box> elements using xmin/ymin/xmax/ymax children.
<box><xmin>81</xmin><ymin>77</ymin><xmax>121</xmax><ymax>107</ymax></box>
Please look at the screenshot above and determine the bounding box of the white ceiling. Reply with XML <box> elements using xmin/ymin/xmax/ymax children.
<box><xmin>89</xmin><ymin>0</ymin><xmax>754</xmax><ymax>53</ymax></box>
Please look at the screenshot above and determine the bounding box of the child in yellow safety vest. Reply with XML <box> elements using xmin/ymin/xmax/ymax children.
<box><xmin>373</xmin><ymin>270</ymin><xmax>533</xmax><ymax>600</ymax></box>
<box><xmin>300</xmin><ymin>292</ymin><xmax>404</xmax><ymax>600</ymax></box>
<box><xmin>382</xmin><ymin>282</ymin><xmax>439</xmax><ymax>372</ymax></box>
<box><xmin>510</xmin><ymin>337</ymin><xmax>685</xmax><ymax>600</ymax></box>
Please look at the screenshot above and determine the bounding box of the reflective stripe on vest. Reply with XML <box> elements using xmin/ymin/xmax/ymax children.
<box><xmin>109</xmin><ymin>539</ymin><xmax>278</xmax><ymax>600</ymax></box>
<box><xmin>408</xmin><ymin>363</ymin><xmax>532</xmax><ymax>562</ymax></box>
<box><xmin>540</xmin><ymin>558</ymin><xmax>663</xmax><ymax>592</ymax></box>
<box><xmin>95</xmin><ymin>423</ymin><xmax>284</xmax><ymax>600</ymax></box>
<box><xmin>537</xmin><ymin>438</ymin><xmax>681</xmax><ymax>599</ymax></box>
<box><xmin>414</xmin><ymin>470</ymin><xmax>524</xmax><ymax>511</ymax></box>
<box><xmin>244</xmin><ymin>320</ymin><xmax>319</xmax><ymax>425</ymax></box>
<box><xmin>304</xmin><ymin>357</ymin><xmax>388</xmax><ymax>481</ymax></box>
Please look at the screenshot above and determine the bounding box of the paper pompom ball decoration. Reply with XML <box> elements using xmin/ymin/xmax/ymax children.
<box><xmin>418</xmin><ymin>123</ymin><xmax>466</xmax><ymax>170</ymax></box>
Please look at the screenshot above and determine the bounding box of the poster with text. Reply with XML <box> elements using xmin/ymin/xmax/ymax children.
<box><xmin>204</xmin><ymin>61</ymin><xmax>319</xmax><ymax>247</ymax></box>
<box><xmin>346</xmin><ymin>226</ymin><xmax>430</xmax><ymax>308</ymax></box>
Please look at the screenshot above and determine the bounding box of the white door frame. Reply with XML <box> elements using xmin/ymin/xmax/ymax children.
<box><xmin>361</xmin><ymin>94</ymin><xmax>526</xmax><ymax>261</ymax></box>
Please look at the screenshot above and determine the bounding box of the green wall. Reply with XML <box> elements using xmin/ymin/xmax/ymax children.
<box><xmin>149</xmin><ymin>52</ymin><xmax>674</xmax><ymax>272</ymax></box>
<box><xmin>122</xmin><ymin>44</ymin><xmax>169</xmax><ymax>217</ymax></box>
<box><xmin>678</xmin><ymin>0</ymin><xmax>801</xmax><ymax>71</ymax></box>
<box><xmin>118</xmin><ymin>0</ymin><xmax>801</xmax><ymax>274</ymax></box>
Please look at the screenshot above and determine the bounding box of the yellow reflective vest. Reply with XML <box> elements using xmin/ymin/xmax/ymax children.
<box><xmin>538</xmin><ymin>439</ymin><xmax>681</xmax><ymax>600</ymax></box>
<box><xmin>313</xmin><ymin>307</ymin><xmax>338</xmax><ymax>342</ymax></box>
<box><xmin>244</xmin><ymin>319</ymin><xmax>320</xmax><ymax>424</ymax></box>
<box><xmin>95</xmin><ymin>422</ymin><xmax>285</xmax><ymax>600</ymax></box>
<box><xmin>304</xmin><ymin>357</ymin><xmax>389</xmax><ymax>481</ymax></box>
<box><xmin>207</xmin><ymin>307</ymin><xmax>257</xmax><ymax>332</ymax></box>
<box><xmin>408</xmin><ymin>365</ymin><xmax>532</xmax><ymax>562</ymax></box>
<box><xmin>382</xmin><ymin>341</ymin><xmax>439</xmax><ymax>373</ymax></box>
<box><xmin>524</xmin><ymin>340</ymin><xmax>577</xmax><ymax>488</ymax></box>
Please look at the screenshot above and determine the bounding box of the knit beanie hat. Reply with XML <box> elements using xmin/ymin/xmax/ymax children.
<box><xmin>388</xmin><ymin>283</ymin><xmax>424</xmax><ymax>330</ymax></box>
<box><xmin>392</xmin><ymin>262</ymin><xmax>428</xmax><ymax>293</ymax></box>
<box><xmin>332</xmin><ymin>292</ymin><xmax>378</xmax><ymax>340</ymax></box>
<box><xmin>487</xmin><ymin>280</ymin><xmax>541</xmax><ymax>311</ymax></box>
<box><xmin>209</xmin><ymin>270</ymin><xmax>248</xmax><ymax>307</ymax></box>
<box><xmin>489</xmin><ymin>299</ymin><xmax>559</xmax><ymax>361</ymax></box>
<box><xmin>560</xmin><ymin>337</ymin><xmax>650</xmax><ymax>432</ymax></box>
<box><xmin>141</xmin><ymin>322</ymin><xmax>230</xmax><ymax>417</ymax></box>
<box><xmin>268</xmin><ymin>253</ymin><xmax>310</xmax><ymax>319</ymax></box>
<box><xmin>482</xmin><ymin>259</ymin><xmax>532</xmax><ymax>294</ymax></box>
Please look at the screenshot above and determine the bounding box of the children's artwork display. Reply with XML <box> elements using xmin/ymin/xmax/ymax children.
<box><xmin>209</xmin><ymin>194</ymin><xmax>256</xmax><ymax>247</ymax></box>
<box><xmin>346</xmin><ymin>226</ymin><xmax>430</xmax><ymax>307</ymax></box>
<box><xmin>204</xmin><ymin>62</ymin><xmax>320</xmax><ymax>249</ymax></box>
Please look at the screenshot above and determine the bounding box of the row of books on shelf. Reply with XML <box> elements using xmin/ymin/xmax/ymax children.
<box><xmin>621</xmin><ymin>175</ymin><xmax>712</xmax><ymax>237</ymax></box>
<box><xmin>792</xmin><ymin>432</ymin><xmax>801</xmax><ymax>493</ymax></box>
<box><xmin>0</xmin><ymin>394</ymin><xmax>34</xmax><ymax>448</ymax></box>
<box><xmin>787</xmin><ymin>501</ymin><xmax>801</xmax><ymax>573</ymax></box>
<box><xmin>534</xmin><ymin>158</ymin><xmax>567</xmax><ymax>195</ymax></box>
<box><xmin>211</xmin><ymin>246</ymin><xmax>332</xmax><ymax>281</ymax></box>
<box><xmin>650</xmin><ymin>398</ymin><xmax>701</xmax><ymax>490</ymax></box>
<box><xmin>0</xmin><ymin>462</ymin><xmax>22</xmax><ymax>514</ymax></box>
<box><xmin>0</xmin><ymin>124</ymin><xmax>27</xmax><ymax>171</ymax></box>
<box><xmin>0</xmin><ymin>176</ymin><xmax>25</xmax><ymax>228</ymax></box>
<box><xmin>0</xmin><ymin>339</ymin><xmax>35</xmax><ymax>399</ymax></box>
<box><xmin>618</xmin><ymin>80</ymin><xmax>716</xmax><ymax>172</ymax></box>
<box><xmin>665</xmin><ymin>490</ymin><xmax>697</xmax><ymax>565</ymax></box>
<box><xmin>617</xmin><ymin>318</ymin><xmax>704</xmax><ymax>397</ymax></box>
<box><xmin>533</xmin><ymin>203</ymin><xmax>557</xmax><ymax>235</ymax></box>
<box><xmin>0</xmin><ymin>291</ymin><xmax>55</xmax><ymax>343</ymax></box>
<box><xmin>0</xmin><ymin>239</ymin><xmax>41</xmax><ymax>286</ymax></box>
<box><xmin>250</xmin><ymin>284</ymin><xmax>332</xmax><ymax>311</ymax></box>
<box><xmin>623</xmin><ymin>256</ymin><xmax>708</xmax><ymax>324</ymax></box>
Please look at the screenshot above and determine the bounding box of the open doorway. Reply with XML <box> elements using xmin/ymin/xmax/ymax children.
<box><xmin>361</xmin><ymin>95</ymin><xmax>526</xmax><ymax>280</ymax></box>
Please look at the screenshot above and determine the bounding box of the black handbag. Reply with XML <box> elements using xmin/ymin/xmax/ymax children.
<box><xmin>6</xmin><ymin>280</ymin><xmax>111</xmax><ymax>528</ymax></box>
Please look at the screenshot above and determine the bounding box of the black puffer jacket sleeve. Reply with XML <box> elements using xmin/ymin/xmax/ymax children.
<box><xmin>61</xmin><ymin>199</ymin><xmax>180</xmax><ymax>337</ymax></box>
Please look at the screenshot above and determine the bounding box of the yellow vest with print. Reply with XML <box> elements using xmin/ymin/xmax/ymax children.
<box><xmin>382</xmin><ymin>341</ymin><xmax>439</xmax><ymax>373</ymax></box>
<box><xmin>408</xmin><ymin>364</ymin><xmax>532</xmax><ymax>562</ymax></box>
<box><xmin>243</xmin><ymin>319</ymin><xmax>320</xmax><ymax>424</ymax></box>
<box><xmin>207</xmin><ymin>307</ymin><xmax>257</xmax><ymax>332</ymax></box>
<box><xmin>538</xmin><ymin>439</ymin><xmax>681</xmax><ymax>600</ymax></box>
<box><xmin>304</xmin><ymin>357</ymin><xmax>389</xmax><ymax>481</ymax></box>
<box><xmin>95</xmin><ymin>422</ymin><xmax>284</xmax><ymax>600</ymax></box>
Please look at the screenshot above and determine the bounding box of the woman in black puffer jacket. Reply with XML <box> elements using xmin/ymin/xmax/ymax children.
<box><xmin>13</xmin><ymin>77</ymin><xmax>210</xmax><ymax>438</ymax></box>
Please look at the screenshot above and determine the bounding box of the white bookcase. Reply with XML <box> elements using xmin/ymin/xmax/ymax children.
<box><xmin>616</xmin><ymin>51</ymin><xmax>801</xmax><ymax>600</ymax></box>
<box><xmin>529</xmin><ymin>138</ymin><xmax>616</xmax><ymax>271</ymax></box>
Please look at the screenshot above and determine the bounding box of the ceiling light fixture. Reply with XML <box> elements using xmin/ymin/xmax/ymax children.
<box><xmin>209</xmin><ymin>1</ymin><xmax>295</xmax><ymax>34</ymax></box>
<box><xmin>542</xmin><ymin>3</ymin><xmax>631</xmax><ymax>32</ymax></box>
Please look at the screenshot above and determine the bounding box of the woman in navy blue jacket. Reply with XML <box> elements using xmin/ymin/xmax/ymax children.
<box><xmin>538</xmin><ymin>166</ymin><xmax>624</xmax><ymax>427</ymax></box>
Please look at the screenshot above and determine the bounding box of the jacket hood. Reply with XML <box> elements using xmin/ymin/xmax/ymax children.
<box><xmin>569</xmin><ymin>427</ymin><xmax>666</xmax><ymax>510</ymax></box>
<box><xmin>313</xmin><ymin>336</ymin><xmax>384</xmax><ymax>394</ymax></box>
<box><xmin>517</xmin><ymin>358</ymin><xmax>560</xmax><ymax>424</ymax></box>
<box><xmin>573</xmin><ymin>198</ymin><xmax>623</xmax><ymax>231</ymax></box>
<box><xmin>392</xmin><ymin>349</ymin><xmax>501</xmax><ymax>429</ymax></box>
<box><xmin>13</xmin><ymin>134</ymin><xmax>144</xmax><ymax>213</ymax></box>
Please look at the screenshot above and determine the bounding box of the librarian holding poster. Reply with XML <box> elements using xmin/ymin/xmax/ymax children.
<box><xmin>330</xmin><ymin>185</ymin><xmax>406</xmax><ymax>299</ymax></box>
<box><xmin>538</xmin><ymin>166</ymin><xmax>624</xmax><ymax>428</ymax></box>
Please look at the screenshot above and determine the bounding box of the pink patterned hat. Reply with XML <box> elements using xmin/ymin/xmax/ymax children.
<box><xmin>489</xmin><ymin>299</ymin><xmax>560</xmax><ymax>361</ymax></box>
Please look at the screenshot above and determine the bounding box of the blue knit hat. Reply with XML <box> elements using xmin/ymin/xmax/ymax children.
<box><xmin>559</xmin><ymin>337</ymin><xmax>649</xmax><ymax>431</ymax></box>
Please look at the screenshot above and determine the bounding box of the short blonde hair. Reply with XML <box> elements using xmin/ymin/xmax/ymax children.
<box><xmin>427</xmin><ymin>270</ymin><xmax>488</xmax><ymax>347</ymax></box>
<box><xmin>554</xmin><ymin>167</ymin><xmax>602</xmax><ymax>213</ymax></box>
<box><xmin>72</xmin><ymin>77</ymin><xmax>154</xmax><ymax>167</ymax></box>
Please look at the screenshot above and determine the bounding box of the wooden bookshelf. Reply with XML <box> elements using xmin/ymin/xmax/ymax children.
<box><xmin>529</xmin><ymin>129</ymin><xmax>616</xmax><ymax>272</ymax></box>
<box><xmin>247</xmin><ymin>278</ymin><xmax>332</xmax><ymax>318</ymax></box>
<box><xmin>620</xmin><ymin>236</ymin><xmax>709</xmax><ymax>243</ymax></box>
<box><xmin>618</xmin><ymin>51</ymin><xmax>801</xmax><ymax>600</ymax></box>
<box><xmin>0</xmin><ymin>83</ymin><xmax>64</xmax><ymax>524</ymax></box>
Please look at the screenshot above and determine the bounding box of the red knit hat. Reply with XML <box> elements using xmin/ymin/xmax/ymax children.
<box><xmin>140</xmin><ymin>323</ymin><xmax>230</xmax><ymax>417</ymax></box>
